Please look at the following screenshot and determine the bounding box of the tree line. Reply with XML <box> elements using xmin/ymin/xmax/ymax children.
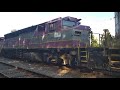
<box><xmin>91</xmin><ymin>29</ymin><xmax>120</xmax><ymax>48</ymax></box>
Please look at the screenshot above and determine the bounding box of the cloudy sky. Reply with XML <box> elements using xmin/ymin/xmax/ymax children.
<box><xmin>0</xmin><ymin>12</ymin><xmax>115</xmax><ymax>38</ymax></box>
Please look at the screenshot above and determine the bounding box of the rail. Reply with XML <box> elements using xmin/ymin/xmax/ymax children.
<box><xmin>0</xmin><ymin>61</ymin><xmax>51</xmax><ymax>78</ymax></box>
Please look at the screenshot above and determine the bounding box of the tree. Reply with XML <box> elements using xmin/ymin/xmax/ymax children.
<box><xmin>90</xmin><ymin>31</ymin><xmax>99</xmax><ymax>47</ymax></box>
<box><xmin>100</xmin><ymin>29</ymin><xmax>114</xmax><ymax>48</ymax></box>
<box><xmin>113</xmin><ymin>36</ymin><xmax>120</xmax><ymax>48</ymax></box>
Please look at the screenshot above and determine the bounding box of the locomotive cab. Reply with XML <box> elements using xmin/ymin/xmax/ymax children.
<box><xmin>62</xmin><ymin>16</ymin><xmax>81</xmax><ymax>30</ymax></box>
<box><xmin>60</xmin><ymin>16</ymin><xmax>91</xmax><ymax>48</ymax></box>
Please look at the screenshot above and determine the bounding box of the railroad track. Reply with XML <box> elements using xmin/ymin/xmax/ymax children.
<box><xmin>88</xmin><ymin>49</ymin><xmax>120</xmax><ymax>77</ymax></box>
<box><xmin>0</xmin><ymin>57</ymin><xmax>90</xmax><ymax>78</ymax></box>
<box><xmin>0</xmin><ymin>62</ymin><xmax>51</xmax><ymax>78</ymax></box>
<box><xmin>0</xmin><ymin>58</ymin><xmax>73</xmax><ymax>78</ymax></box>
<box><xmin>0</xmin><ymin>56</ymin><xmax>119</xmax><ymax>78</ymax></box>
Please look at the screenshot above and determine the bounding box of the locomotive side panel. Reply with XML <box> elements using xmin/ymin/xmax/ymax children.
<box><xmin>3</xmin><ymin>16</ymin><xmax>90</xmax><ymax>49</ymax></box>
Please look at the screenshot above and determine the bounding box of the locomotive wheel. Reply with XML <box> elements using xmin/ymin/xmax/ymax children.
<box><xmin>42</xmin><ymin>53</ymin><xmax>48</xmax><ymax>63</ymax></box>
<box><xmin>57</xmin><ymin>58</ymin><xmax>64</xmax><ymax>67</ymax></box>
<box><xmin>70</xmin><ymin>57</ymin><xmax>77</xmax><ymax>68</ymax></box>
<box><xmin>46</xmin><ymin>57</ymin><xmax>52</xmax><ymax>64</ymax></box>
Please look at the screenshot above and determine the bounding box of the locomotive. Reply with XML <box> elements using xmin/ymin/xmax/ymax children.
<box><xmin>0</xmin><ymin>16</ymin><xmax>91</xmax><ymax>68</ymax></box>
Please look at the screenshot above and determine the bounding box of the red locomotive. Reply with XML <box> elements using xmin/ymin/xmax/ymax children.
<box><xmin>0</xmin><ymin>16</ymin><xmax>91</xmax><ymax>67</ymax></box>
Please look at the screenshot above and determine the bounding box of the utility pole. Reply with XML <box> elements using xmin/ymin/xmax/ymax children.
<box><xmin>104</xmin><ymin>29</ymin><xmax>108</xmax><ymax>48</ymax></box>
<box><xmin>99</xmin><ymin>34</ymin><xmax>101</xmax><ymax>47</ymax></box>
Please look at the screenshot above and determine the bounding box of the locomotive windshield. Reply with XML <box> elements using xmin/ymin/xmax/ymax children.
<box><xmin>62</xmin><ymin>20</ymin><xmax>76</xmax><ymax>27</ymax></box>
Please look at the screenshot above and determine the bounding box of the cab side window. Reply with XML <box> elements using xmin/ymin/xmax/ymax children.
<box><xmin>49</xmin><ymin>22</ymin><xmax>56</xmax><ymax>32</ymax></box>
<box><xmin>50</xmin><ymin>23</ymin><xmax>54</xmax><ymax>30</ymax></box>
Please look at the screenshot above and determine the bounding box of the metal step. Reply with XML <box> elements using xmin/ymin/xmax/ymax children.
<box><xmin>80</xmin><ymin>56</ymin><xmax>87</xmax><ymax>57</ymax></box>
<box><xmin>81</xmin><ymin>60</ymin><xmax>88</xmax><ymax>63</ymax></box>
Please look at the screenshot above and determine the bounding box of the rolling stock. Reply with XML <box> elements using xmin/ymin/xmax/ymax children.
<box><xmin>0</xmin><ymin>16</ymin><xmax>110</xmax><ymax>70</ymax></box>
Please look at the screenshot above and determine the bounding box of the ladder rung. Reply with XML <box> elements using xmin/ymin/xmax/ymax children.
<box><xmin>81</xmin><ymin>60</ymin><xmax>88</xmax><ymax>63</ymax></box>
<box><xmin>111</xmin><ymin>60</ymin><xmax>120</xmax><ymax>63</ymax></box>
<box><xmin>111</xmin><ymin>67</ymin><xmax>120</xmax><ymax>70</ymax></box>
<box><xmin>111</xmin><ymin>54</ymin><xmax>120</xmax><ymax>56</ymax></box>
<box><xmin>80</xmin><ymin>51</ymin><xmax>87</xmax><ymax>52</ymax></box>
<box><xmin>80</xmin><ymin>56</ymin><xmax>87</xmax><ymax>57</ymax></box>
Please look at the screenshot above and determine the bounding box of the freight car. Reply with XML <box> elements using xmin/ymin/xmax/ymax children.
<box><xmin>1</xmin><ymin>16</ymin><xmax>91</xmax><ymax>68</ymax></box>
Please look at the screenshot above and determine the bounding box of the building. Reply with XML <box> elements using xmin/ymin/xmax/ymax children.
<box><xmin>115</xmin><ymin>12</ymin><xmax>120</xmax><ymax>38</ymax></box>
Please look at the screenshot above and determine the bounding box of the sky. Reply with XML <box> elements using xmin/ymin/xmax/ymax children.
<box><xmin>0</xmin><ymin>12</ymin><xmax>115</xmax><ymax>38</ymax></box>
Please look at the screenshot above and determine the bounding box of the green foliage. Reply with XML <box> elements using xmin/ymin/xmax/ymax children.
<box><xmin>112</xmin><ymin>36</ymin><xmax>120</xmax><ymax>48</ymax></box>
<box><xmin>90</xmin><ymin>30</ymin><xmax>120</xmax><ymax>48</ymax></box>
<box><xmin>100</xmin><ymin>29</ymin><xmax>120</xmax><ymax>48</ymax></box>
<box><xmin>106</xmin><ymin>31</ymin><xmax>114</xmax><ymax>47</ymax></box>
<box><xmin>91</xmin><ymin>32</ymin><xmax>99</xmax><ymax>47</ymax></box>
<box><xmin>90</xmin><ymin>29</ymin><xmax>120</xmax><ymax>48</ymax></box>
<box><xmin>91</xmin><ymin>37</ymin><xmax>99</xmax><ymax>47</ymax></box>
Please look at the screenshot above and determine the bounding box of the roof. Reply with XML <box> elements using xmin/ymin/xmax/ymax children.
<box><xmin>4</xmin><ymin>16</ymin><xmax>86</xmax><ymax>39</ymax></box>
<box><xmin>4</xmin><ymin>23</ymin><xmax>46</xmax><ymax>39</ymax></box>
<box><xmin>62</xmin><ymin>16</ymin><xmax>81</xmax><ymax>22</ymax></box>
<box><xmin>74</xmin><ymin>25</ymin><xmax>91</xmax><ymax>31</ymax></box>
